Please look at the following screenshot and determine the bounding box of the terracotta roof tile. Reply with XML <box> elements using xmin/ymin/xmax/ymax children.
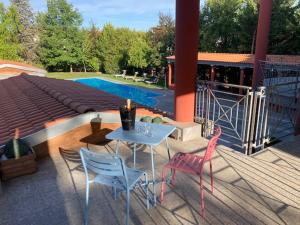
<box><xmin>0</xmin><ymin>75</ymin><xmax>161</xmax><ymax>146</ymax></box>
<box><xmin>167</xmin><ymin>52</ymin><xmax>300</xmax><ymax>65</ymax></box>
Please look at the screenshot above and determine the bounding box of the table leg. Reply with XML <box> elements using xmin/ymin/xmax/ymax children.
<box><xmin>150</xmin><ymin>145</ymin><xmax>156</xmax><ymax>206</ymax></box>
<box><xmin>133</xmin><ymin>143</ymin><xmax>137</xmax><ymax>168</ymax></box>
<box><xmin>115</xmin><ymin>140</ymin><xmax>120</xmax><ymax>155</ymax></box>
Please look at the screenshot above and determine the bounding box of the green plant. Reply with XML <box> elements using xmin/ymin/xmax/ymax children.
<box><xmin>3</xmin><ymin>138</ymin><xmax>32</xmax><ymax>159</ymax></box>
<box><xmin>152</xmin><ymin>117</ymin><xmax>163</xmax><ymax>124</ymax></box>
<box><xmin>140</xmin><ymin>116</ymin><xmax>152</xmax><ymax>123</ymax></box>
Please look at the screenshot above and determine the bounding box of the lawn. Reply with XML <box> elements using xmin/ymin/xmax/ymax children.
<box><xmin>46</xmin><ymin>72</ymin><xmax>165</xmax><ymax>89</ymax></box>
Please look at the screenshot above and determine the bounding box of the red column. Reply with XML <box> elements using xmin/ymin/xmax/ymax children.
<box><xmin>168</xmin><ymin>63</ymin><xmax>175</xmax><ymax>90</ymax></box>
<box><xmin>239</xmin><ymin>68</ymin><xmax>245</xmax><ymax>95</ymax></box>
<box><xmin>210</xmin><ymin>66</ymin><xmax>215</xmax><ymax>82</ymax></box>
<box><xmin>252</xmin><ymin>0</ymin><xmax>273</xmax><ymax>89</ymax></box>
<box><xmin>175</xmin><ymin>0</ymin><xmax>199</xmax><ymax>122</ymax></box>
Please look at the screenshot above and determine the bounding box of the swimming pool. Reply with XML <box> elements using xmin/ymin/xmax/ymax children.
<box><xmin>75</xmin><ymin>78</ymin><xmax>162</xmax><ymax>108</ymax></box>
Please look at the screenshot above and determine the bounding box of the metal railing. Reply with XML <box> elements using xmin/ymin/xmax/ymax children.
<box><xmin>195</xmin><ymin>78</ymin><xmax>300</xmax><ymax>155</ymax></box>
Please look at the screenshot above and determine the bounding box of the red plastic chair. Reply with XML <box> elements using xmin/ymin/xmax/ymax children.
<box><xmin>160</xmin><ymin>127</ymin><xmax>221</xmax><ymax>216</ymax></box>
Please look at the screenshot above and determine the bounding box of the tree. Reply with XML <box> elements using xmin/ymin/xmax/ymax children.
<box><xmin>268</xmin><ymin>0</ymin><xmax>300</xmax><ymax>54</ymax></box>
<box><xmin>147</xmin><ymin>13</ymin><xmax>175</xmax><ymax>67</ymax></box>
<box><xmin>98</xmin><ymin>24</ymin><xmax>121</xmax><ymax>74</ymax></box>
<box><xmin>128</xmin><ymin>35</ymin><xmax>150</xmax><ymax>69</ymax></box>
<box><xmin>10</xmin><ymin>0</ymin><xmax>37</xmax><ymax>62</ymax></box>
<box><xmin>81</xmin><ymin>27</ymin><xmax>100</xmax><ymax>72</ymax></box>
<box><xmin>37</xmin><ymin>0</ymin><xmax>83</xmax><ymax>72</ymax></box>
<box><xmin>237</xmin><ymin>0</ymin><xmax>259</xmax><ymax>53</ymax></box>
<box><xmin>0</xmin><ymin>3</ymin><xmax>22</xmax><ymax>60</ymax></box>
<box><xmin>98</xmin><ymin>24</ymin><xmax>141</xmax><ymax>74</ymax></box>
<box><xmin>200</xmin><ymin>0</ymin><xmax>242</xmax><ymax>53</ymax></box>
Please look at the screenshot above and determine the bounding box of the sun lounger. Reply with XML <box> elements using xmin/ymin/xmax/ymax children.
<box><xmin>144</xmin><ymin>76</ymin><xmax>159</xmax><ymax>84</ymax></box>
<box><xmin>114</xmin><ymin>70</ymin><xmax>126</xmax><ymax>78</ymax></box>
<box><xmin>134</xmin><ymin>72</ymin><xmax>147</xmax><ymax>82</ymax></box>
<box><xmin>125</xmin><ymin>72</ymin><xmax>138</xmax><ymax>80</ymax></box>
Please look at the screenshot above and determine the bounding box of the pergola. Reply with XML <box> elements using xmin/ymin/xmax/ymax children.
<box><xmin>174</xmin><ymin>0</ymin><xmax>273</xmax><ymax>122</ymax></box>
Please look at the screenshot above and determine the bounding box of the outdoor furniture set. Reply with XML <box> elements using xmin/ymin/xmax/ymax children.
<box><xmin>80</xmin><ymin>113</ymin><xmax>221</xmax><ymax>225</ymax></box>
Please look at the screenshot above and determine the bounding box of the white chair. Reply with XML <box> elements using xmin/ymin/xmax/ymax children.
<box><xmin>80</xmin><ymin>148</ymin><xmax>149</xmax><ymax>225</ymax></box>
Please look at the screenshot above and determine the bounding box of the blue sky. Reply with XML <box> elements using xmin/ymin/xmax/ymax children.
<box><xmin>2</xmin><ymin>0</ymin><xmax>176</xmax><ymax>31</ymax></box>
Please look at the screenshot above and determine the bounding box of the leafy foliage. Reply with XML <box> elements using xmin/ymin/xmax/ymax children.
<box><xmin>1</xmin><ymin>0</ymin><xmax>299</xmax><ymax>73</ymax></box>
<box><xmin>128</xmin><ymin>35</ymin><xmax>150</xmax><ymax>69</ymax></box>
<box><xmin>0</xmin><ymin>3</ymin><xmax>22</xmax><ymax>60</ymax></box>
<box><xmin>10</xmin><ymin>0</ymin><xmax>37</xmax><ymax>62</ymax></box>
<box><xmin>37</xmin><ymin>0</ymin><xmax>83</xmax><ymax>72</ymax></box>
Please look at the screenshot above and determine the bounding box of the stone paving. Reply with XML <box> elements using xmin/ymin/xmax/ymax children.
<box><xmin>0</xmin><ymin>135</ymin><xmax>300</xmax><ymax>225</ymax></box>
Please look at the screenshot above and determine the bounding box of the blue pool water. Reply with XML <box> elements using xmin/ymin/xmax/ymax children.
<box><xmin>75</xmin><ymin>78</ymin><xmax>162</xmax><ymax>108</ymax></box>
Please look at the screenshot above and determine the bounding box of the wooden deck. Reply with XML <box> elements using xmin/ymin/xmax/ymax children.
<box><xmin>0</xmin><ymin>127</ymin><xmax>299</xmax><ymax>225</ymax></box>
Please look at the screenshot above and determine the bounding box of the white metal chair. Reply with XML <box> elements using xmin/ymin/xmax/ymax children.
<box><xmin>80</xmin><ymin>148</ymin><xmax>149</xmax><ymax>225</ymax></box>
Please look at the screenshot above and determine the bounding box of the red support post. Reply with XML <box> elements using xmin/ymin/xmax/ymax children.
<box><xmin>168</xmin><ymin>63</ymin><xmax>175</xmax><ymax>90</ymax></box>
<box><xmin>174</xmin><ymin>0</ymin><xmax>199</xmax><ymax>122</ymax></box>
<box><xmin>252</xmin><ymin>0</ymin><xmax>273</xmax><ymax>89</ymax></box>
<box><xmin>239</xmin><ymin>68</ymin><xmax>245</xmax><ymax>95</ymax></box>
<box><xmin>210</xmin><ymin>66</ymin><xmax>215</xmax><ymax>82</ymax></box>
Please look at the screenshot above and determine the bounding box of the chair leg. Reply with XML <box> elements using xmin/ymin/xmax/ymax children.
<box><xmin>200</xmin><ymin>176</ymin><xmax>204</xmax><ymax>217</ymax></box>
<box><xmin>160</xmin><ymin>167</ymin><xmax>167</xmax><ymax>203</ymax></box>
<box><xmin>113</xmin><ymin>186</ymin><xmax>117</xmax><ymax>200</ymax></box>
<box><xmin>84</xmin><ymin>183</ymin><xmax>90</xmax><ymax>225</ymax></box>
<box><xmin>210</xmin><ymin>160</ymin><xmax>214</xmax><ymax>194</ymax></box>
<box><xmin>171</xmin><ymin>169</ymin><xmax>176</xmax><ymax>187</ymax></box>
<box><xmin>126</xmin><ymin>189</ymin><xmax>130</xmax><ymax>225</ymax></box>
<box><xmin>145</xmin><ymin>174</ymin><xmax>150</xmax><ymax>209</ymax></box>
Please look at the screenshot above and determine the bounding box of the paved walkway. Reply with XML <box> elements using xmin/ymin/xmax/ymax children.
<box><xmin>0</xmin><ymin>135</ymin><xmax>299</xmax><ymax>225</ymax></box>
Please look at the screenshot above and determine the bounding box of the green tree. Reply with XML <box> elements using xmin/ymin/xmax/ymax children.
<box><xmin>81</xmin><ymin>27</ymin><xmax>100</xmax><ymax>72</ymax></box>
<box><xmin>37</xmin><ymin>0</ymin><xmax>83</xmax><ymax>72</ymax></box>
<box><xmin>10</xmin><ymin>0</ymin><xmax>37</xmax><ymax>62</ymax></box>
<box><xmin>98</xmin><ymin>24</ymin><xmax>140</xmax><ymax>74</ymax></box>
<box><xmin>147</xmin><ymin>13</ymin><xmax>175</xmax><ymax>67</ymax></box>
<box><xmin>200</xmin><ymin>0</ymin><xmax>242</xmax><ymax>52</ymax></box>
<box><xmin>0</xmin><ymin>3</ymin><xmax>22</xmax><ymax>60</ymax></box>
<box><xmin>268</xmin><ymin>0</ymin><xmax>300</xmax><ymax>54</ymax></box>
<box><xmin>98</xmin><ymin>24</ymin><xmax>120</xmax><ymax>73</ymax></box>
<box><xmin>237</xmin><ymin>0</ymin><xmax>259</xmax><ymax>53</ymax></box>
<box><xmin>128</xmin><ymin>35</ymin><xmax>150</xmax><ymax>69</ymax></box>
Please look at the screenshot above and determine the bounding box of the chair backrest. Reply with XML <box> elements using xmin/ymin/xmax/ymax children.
<box><xmin>80</xmin><ymin>148</ymin><xmax>127</xmax><ymax>182</ymax></box>
<box><xmin>202</xmin><ymin>127</ymin><xmax>221</xmax><ymax>163</ymax></box>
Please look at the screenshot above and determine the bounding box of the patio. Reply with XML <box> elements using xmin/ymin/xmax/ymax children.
<box><xmin>0</xmin><ymin>124</ymin><xmax>299</xmax><ymax>225</ymax></box>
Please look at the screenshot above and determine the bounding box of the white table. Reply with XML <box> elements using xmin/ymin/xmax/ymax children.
<box><xmin>106</xmin><ymin>122</ymin><xmax>176</xmax><ymax>205</ymax></box>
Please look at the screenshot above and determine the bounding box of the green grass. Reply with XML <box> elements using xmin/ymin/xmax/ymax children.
<box><xmin>46</xmin><ymin>72</ymin><xmax>164</xmax><ymax>89</ymax></box>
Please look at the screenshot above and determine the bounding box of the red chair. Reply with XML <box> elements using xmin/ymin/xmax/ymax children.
<box><xmin>160</xmin><ymin>127</ymin><xmax>221</xmax><ymax>216</ymax></box>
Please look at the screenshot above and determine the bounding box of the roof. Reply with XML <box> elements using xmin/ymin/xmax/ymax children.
<box><xmin>0</xmin><ymin>60</ymin><xmax>46</xmax><ymax>77</ymax></box>
<box><xmin>0</xmin><ymin>75</ymin><xmax>140</xmax><ymax>146</ymax></box>
<box><xmin>166</xmin><ymin>52</ymin><xmax>300</xmax><ymax>68</ymax></box>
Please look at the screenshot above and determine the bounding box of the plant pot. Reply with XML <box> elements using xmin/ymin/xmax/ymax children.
<box><xmin>120</xmin><ymin>105</ymin><xmax>136</xmax><ymax>130</ymax></box>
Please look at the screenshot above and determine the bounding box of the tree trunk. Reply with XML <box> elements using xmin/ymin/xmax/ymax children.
<box><xmin>83</xmin><ymin>63</ymin><xmax>87</xmax><ymax>73</ymax></box>
<box><xmin>70</xmin><ymin>65</ymin><xmax>73</xmax><ymax>73</ymax></box>
<box><xmin>251</xmin><ymin>29</ymin><xmax>257</xmax><ymax>54</ymax></box>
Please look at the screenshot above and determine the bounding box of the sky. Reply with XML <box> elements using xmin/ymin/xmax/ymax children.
<box><xmin>2</xmin><ymin>0</ymin><xmax>176</xmax><ymax>31</ymax></box>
